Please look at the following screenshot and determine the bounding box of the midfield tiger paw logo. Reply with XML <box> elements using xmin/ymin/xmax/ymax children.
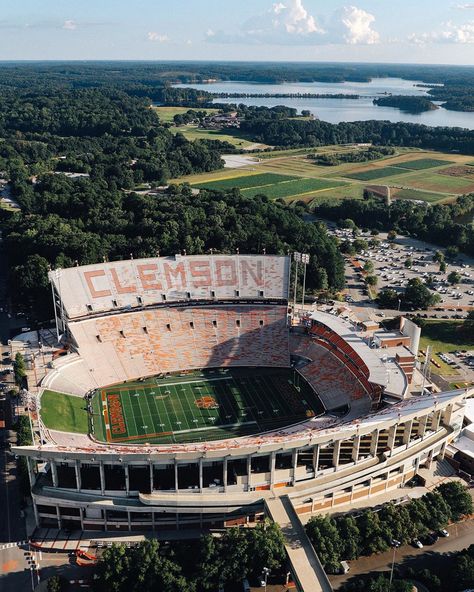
<box><xmin>195</xmin><ymin>396</ymin><xmax>219</xmax><ymax>410</ymax></box>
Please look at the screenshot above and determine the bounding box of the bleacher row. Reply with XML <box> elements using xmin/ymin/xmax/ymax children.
<box><xmin>289</xmin><ymin>332</ymin><xmax>371</xmax><ymax>411</ymax></box>
<box><xmin>61</xmin><ymin>305</ymin><xmax>290</xmax><ymax>389</ymax></box>
<box><xmin>310</xmin><ymin>323</ymin><xmax>370</xmax><ymax>379</ymax></box>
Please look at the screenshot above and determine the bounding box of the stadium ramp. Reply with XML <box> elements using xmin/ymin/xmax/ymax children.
<box><xmin>265</xmin><ymin>496</ymin><xmax>333</xmax><ymax>592</ymax></box>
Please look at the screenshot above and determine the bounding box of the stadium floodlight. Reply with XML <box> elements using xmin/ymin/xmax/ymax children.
<box><xmin>293</xmin><ymin>252</ymin><xmax>302</xmax><ymax>312</ymax></box>
<box><xmin>301</xmin><ymin>253</ymin><xmax>310</xmax><ymax>311</ymax></box>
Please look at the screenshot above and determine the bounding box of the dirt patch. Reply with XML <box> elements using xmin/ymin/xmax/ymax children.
<box><xmin>438</xmin><ymin>166</ymin><xmax>474</xmax><ymax>178</ymax></box>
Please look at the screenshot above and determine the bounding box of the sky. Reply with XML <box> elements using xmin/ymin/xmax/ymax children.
<box><xmin>0</xmin><ymin>0</ymin><xmax>473</xmax><ymax>64</ymax></box>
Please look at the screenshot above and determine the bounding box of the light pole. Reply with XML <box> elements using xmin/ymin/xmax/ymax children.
<box><xmin>388</xmin><ymin>539</ymin><xmax>400</xmax><ymax>591</ymax></box>
<box><xmin>262</xmin><ymin>567</ymin><xmax>270</xmax><ymax>592</ymax></box>
<box><xmin>301</xmin><ymin>253</ymin><xmax>310</xmax><ymax>312</ymax></box>
<box><xmin>293</xmin><ymin>252</ymin><xmax>302</xmax><ymax>314</ymax></box>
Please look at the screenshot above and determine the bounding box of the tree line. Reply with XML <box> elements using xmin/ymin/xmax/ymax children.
<box><xmin>93</xmin><ymin>520</ymin><xmax>286</xmax><ymax>592</ymax></box>
<box><xmin>305</xmin><ymin>481</ymin><xmax>472</xmax><ymax>574</ymax></box>
<box><xmin>3</xmin><ymin>185</ymin><xmax>345</xmax><ymax>320</ymax></box>
<box><xmin>316</xmin><ymin>193</ymin><xmax>474</xmax><ymax>256</ymax></box>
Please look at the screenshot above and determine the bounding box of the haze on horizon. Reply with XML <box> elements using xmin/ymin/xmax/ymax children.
<box><xmin>0</xmin><ymin>0</ymin><xmax>473</xmax><ymax>66</ymax></box>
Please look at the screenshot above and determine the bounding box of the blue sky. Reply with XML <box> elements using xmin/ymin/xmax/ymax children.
<box><xmin>0</xmin><ymin>0</ymin><xmax>473</xmax><ymax>64</ymax></box>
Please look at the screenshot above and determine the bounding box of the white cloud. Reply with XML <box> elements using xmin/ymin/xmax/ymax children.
<box><xmin>409</xmin><ymin>20</ymin><xmax>474</xmax><ymax>44</ymax></box>
<box><xmin>455</xmin><ymin>3</ymin><xmax>474</xmax><ymax>9</ymax></box>
<box><xmin>147</xmin><ymin>32</ymin><xmax>169</xmax><ymax>42</ymax></box>
<box><xmin>62</xmin><ymin>20</ymin><xmax>77</xmax><ymax>31</ymax></box>
<box><xmin>207</xmin><ymin>1</ymin><xmax>380</xmax><ymax>46</ymax></box>
<box><xmin>340</xmin><ymin>6</ymin><xmax>380</xmax><ymax>44</ymax></box>
<box><xmin>272</xmin><ymin>0</ymin><xmax>323</xmax><ymax>35</ymax></box>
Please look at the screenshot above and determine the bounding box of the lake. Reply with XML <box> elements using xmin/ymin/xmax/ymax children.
<box><xmin>174</xmin><ymin>78</ymin><xmax>474</xmax><ymax>129</ymax></box>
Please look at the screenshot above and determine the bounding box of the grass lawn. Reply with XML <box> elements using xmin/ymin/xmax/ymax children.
<box><xmin>170</xmin><ymin>125</ymin><xmax>260</xmax><ymax>149</ymax></box>
<box><xmin>194</xmin><ymin>172</ymin><xmax>298</xmax><ymax>191</ymax></box>
<box><xmin>394</xmin><ymin>158</ymin><xmax>453</xmax><ymax>170</ymax></box>
<box><xmin>418</xmin><ymin>320</ymin><xmax>474</xmax><ymax>376</ymax></box>
<box><xmin>152</xmin><ymin>106</ymin><xmax>218</xmax><ymax>123</ymax></box>
<box><xmin>40</xmin><ymin>390</ymin><xmax>89</xmax><ymax>433</ymax></box>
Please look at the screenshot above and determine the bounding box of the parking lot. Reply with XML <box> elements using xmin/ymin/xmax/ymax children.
<box><xmin>328</xmin><ymin>226</ymin><xmax>474</xmax><ymax>317</ymax></box>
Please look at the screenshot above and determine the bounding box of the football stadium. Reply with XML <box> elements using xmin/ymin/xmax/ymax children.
<box><xmin>12</xmin><ymin>253</ymin><xmax>472</xmax><ymax>539</ymax></box>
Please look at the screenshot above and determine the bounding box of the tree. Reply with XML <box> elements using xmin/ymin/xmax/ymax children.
<box><xmin>404</xmin><ymin>277</ymin><xmax>440</xmax><ymax>309</ymax></box>
<box><xmin>433</xmin><ymin>250</ymin><xmax>445</xmax><ymax>263</ymax></box>
<box><xmin>218</xmin><ymin>527</ymin><xmax>250</xmax><ymax>584</ymax></box>
<box><xmin>93</xmin><ymin>540</ymin><xmax>191</xmax><ymax>592</ymax></box>
<box><xmin>357</xmin><ymin>511</ymin><xmax>388</xmax><ymax>556</ymax></box>
<box><xmin>366</xmin><ymin>275</ymin><xmax>378</xmax><ymax>286</ymax></box>
<box><xmin>340</xmin><ymin>240</ymin><xmax>356</xmax><ymax>255</ymax></box>
<box><xmin>352</xmin><ymin>239</ymin><xmax>368</xmax><ymax>253</ymax></box>
<box><xmin>436</xmin><ymin>481</ymin><xmax>473</xmax><ymax>521</ymax></box>
<box><xmin>407</xmin><ymin>498</ymin><xmax>431</xmax><ymax>537</ymax></box>
<box><xmin>340</xmin><ymin>218</ymin><xmax>356</xmax><ymax>229</ymax></box>
<box><xmin>337</xmin><ymin>515</ymin><xmax>361</xmax><ymax>560</ymax></box>
<box><xmin>404</xmin><ymin>257</ymin><xmax>413</xmax><ymax>268</ymax></box>
<box><xmin>439</xmin><ymin>261</ymin><xmax>447</xmax><ymax>273</ymax></box>
<box><xmin>423</xmin><ymin>491</ymin><xmax>451</xmax><ymax>530</ymax></box>
<box><xmin>246</xmin><ymin>520</ymin><xmax>286</xmax><ymax>579</ymax></box>
<box><xmin>306</xmin><ymin>515</ymin><xmax>342</xmax><ymax>573</ymax></box>
<box><xmin>387</xmin><ymin>230</ymin><xmax>397</xmax><ymax>242</ymax></box>
<box><xmin>445</xmin><ymin>245</ymin><xmax>459</xmax><ymax>259</ymax></box>
<box><xmin>377</xmin><ymin>289</ymin><xmax>399</xmax><ymax>309</ymax></box>
<box><xmin>369</xmin><ymin>238</ymin><xmax>380</xmax><ymax>249</ymax></box>
<box><xmin>195</xmin><ymin>535</ymin><xmax>221</xmax><ymax>591</ymax></box>
<box><xmin>47</xmin><ymin>576</ymin><xmax>68</xmax><ymax>592</ymax></box>
<box><xmin>363</xmin><ymin>261</ymin><xmax>374</xmax><ymax>274</ymax></box>
<box><xmin>447</xmin><ymin>271</ymin><xmax>462</xmax><ymax>285</ymax></box>
<box><xmin>13</xmin><ymin>352</ymin><xmax>27</xmax><ymax>387</ymax></box>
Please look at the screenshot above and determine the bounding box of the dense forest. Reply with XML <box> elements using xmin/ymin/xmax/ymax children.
<box><xmin>0</xmin><ymin>63</ymin><xmax>473</xmax><ymax>323</ymax></box>
<box><xmin>315</xmin><ymin>193</ymin><xmax>474</xmax><ymax>255</ymax></box>
<box><xmin>0</xmin><ymin>62</ymin><xmax>473</xmax><ymax>110</ymax></box>
<box><xmin>373</xmin><ymin>95</ymin><xmax>438</xmax><ymax>113</ymax></box>
<box><xmin>2</xmin><ymin>181</ymin><xmax>344</xmax><ymax>319</ymax></box>
<box><xmin>238</xmin><ymin>111</ymin><xmax>474</xmax><ymax>153</ymax></box>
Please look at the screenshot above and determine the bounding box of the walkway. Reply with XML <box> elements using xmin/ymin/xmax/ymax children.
<box><xmin>265</xmin><ymin>496</ymin><xmax>333</xmax><ymax>592</ymax></box>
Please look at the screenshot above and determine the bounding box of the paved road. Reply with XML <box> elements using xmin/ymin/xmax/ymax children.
<box><xmin>329</xmin><ymin>518</ymin><xmax>474</xmax><ymax>590</ymax></box>
<box><xmin>0</xmin><ymin>424</ymin><xmax>31</xmax><ymax>591</ymax></box>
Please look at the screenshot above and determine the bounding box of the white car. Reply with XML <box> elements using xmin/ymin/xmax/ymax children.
<box><xmin>413</xmin><ymin>539</ymin><xmax>424</xmax><ymax>549</ymax></box>
<box><xmin>439</xmin><ymin>529</ymin><xmax>449</xmax><ymax>537</ymax></box>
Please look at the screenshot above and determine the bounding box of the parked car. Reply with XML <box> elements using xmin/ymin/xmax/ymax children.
<box><xmin>413</xmin><ymin>539</ymin><xmax>424</xmax><ymax>549</ymax></box>
<box><xmin>439</xmin><ymin>529</ymin><xmax>449</xmax><ymax>537</ymax></box>
<box><xmin>340</xmin><ymin>561</ymin><xmax>350</xmax><ymax>574</ymax></box>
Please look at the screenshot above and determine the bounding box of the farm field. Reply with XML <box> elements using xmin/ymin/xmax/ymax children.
<box><xmin>194</xmin><ymin>172</ymin><xmax>298</xmax><ymax>191</ymax></box>
<box><xmin>174</xmin><ymin>148</ymin><xmax>473</xmax><ymax>206</ymax></box>
<box><xmin>91</xmin><ymin>368</ymin><xmax>322</xmax><ymax>444</ymax></box>
<box><xmin>394</xmin><ymin>158</ymin><xmax>454</xmax><ymax>170</ymax></box>
<box><xmin>41</xmin><ymin>390</ymin><xmax>89</xmax><ymax>434</ymax></box>
<box><xmin>391</xmin><ymin>188</ymin><xmax>454</xmax><ymax>203</ymax></box>
<box><xmin>241</xmin><ymin>177</ymin><xmax>345</xmax><ymax>199</ymax></box>
<box><xmin>343</xmin><ymin>166</ymin><xmax>411</xmax><ymax>181</ymax></box>
<box><xmin>399</xmin><ymin>171</ymin><xmax>474</xmax><ymax>194</ymax></box>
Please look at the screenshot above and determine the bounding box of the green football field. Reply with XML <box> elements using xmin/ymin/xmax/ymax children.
<box><xmin>91</xmin><ymin>368</ymin><xmax>322</xmax><ymax>444</ymax></box>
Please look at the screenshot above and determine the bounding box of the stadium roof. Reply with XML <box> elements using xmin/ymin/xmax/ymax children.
<box><xmin>309</xmin><ymin>311</ymin><xmax>389</xmax><ymax>387</ymax></box>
